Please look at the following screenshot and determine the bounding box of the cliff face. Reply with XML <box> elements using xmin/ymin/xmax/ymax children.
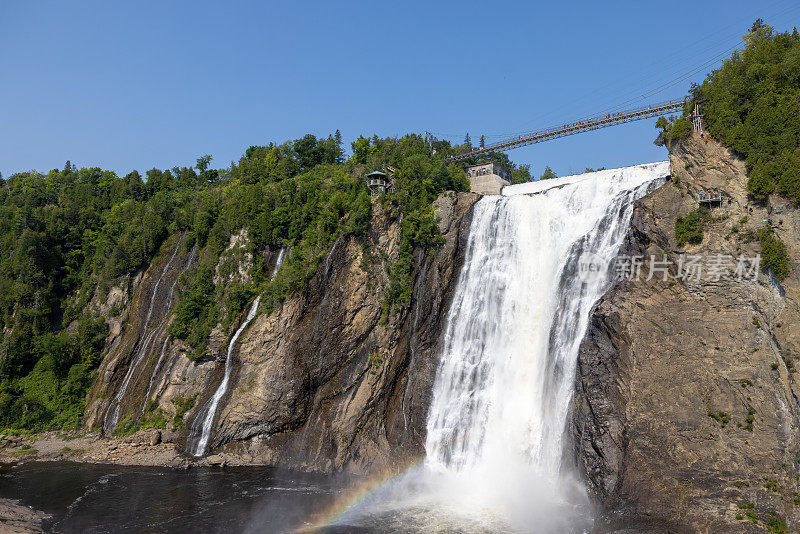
<box><xmin>204</xmin><ymin>192</ymin><xmax>476</xmax><ymax>472</ymax></box>
<box><xmin>573</xmin><ymin>133</ymin><xmax>800</xmax><ymax>532</ymax></box>
<box><xmin>86</xmin><ymin>191</ymin><xmax>477</xmax><ymax>473</ymax></box>
<box><xmin>85</xmin><ymin>233</ymin><xmax>198</xmax><ymax>431</ymax></box>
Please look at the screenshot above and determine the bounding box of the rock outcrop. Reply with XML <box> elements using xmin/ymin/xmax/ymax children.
<box><xmin>0</xmin><ymin>498</ymin><xmax>50</xmax><ymax>533</ymax></box>
<box><xmin>573</xmin><ymin>133</ymin><xmax>800</xmax><ymax>532</ymax></box>
<box><xmin>192</xmin><ymin>191</ymin><xmax>477</xmax><ymax>472</ymax></box>
<box><xmin>85</xmin><ymin>233</ymin><xmax>200</xmax><ymax>431</ymax></box>
<box><xmin>84</xmin><ymin>191</ymin><xmax>477</xmax><ymax>473</ymax></box>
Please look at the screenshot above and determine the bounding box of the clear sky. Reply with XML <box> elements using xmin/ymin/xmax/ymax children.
<box><xmin>1</xmin><ymin>0</ymin><xmax>798</xmax><ymax>179</ymax></box>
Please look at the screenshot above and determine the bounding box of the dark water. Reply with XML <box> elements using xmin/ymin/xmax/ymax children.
<box><xmin>0</xmin><ymin>462</ymin><xmax>363</xmax><ymax>533</ymax></box>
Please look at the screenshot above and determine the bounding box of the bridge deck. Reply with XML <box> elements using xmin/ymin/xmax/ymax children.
<box><xmin>450</xmin><ymin>97</ymin><xmax>689</xmax><ymax>162</ymax></box>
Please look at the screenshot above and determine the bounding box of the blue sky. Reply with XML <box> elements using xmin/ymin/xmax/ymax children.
<box><xmin>1</xmin><ymin>0</ymin><xmax>799</xmax><ymax>179</ymax></box>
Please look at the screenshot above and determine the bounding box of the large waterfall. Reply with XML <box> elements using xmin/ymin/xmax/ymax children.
<box><xmin>426</xmin><ymin>162</ymin><xmax>667</xmax><ymax>474</ymax></box>
<box><xmin>337</xmin><ymin>162</ymin><xmax>668</xmax><ymax>532</ymax></box>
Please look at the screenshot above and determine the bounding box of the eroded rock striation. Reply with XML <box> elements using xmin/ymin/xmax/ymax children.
<box><xmin>84</xmin><ymin>191</ymin><xmax>477</xmax><ymax>473</ymax></box>
<box><xmin>206</xmin><ymin>192</ymin><xmax>477</xmax><ymax>472</ymax></box>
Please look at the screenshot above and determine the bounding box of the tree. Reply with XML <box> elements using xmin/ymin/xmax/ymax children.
<box><xmin>464</xmin><ymin>133</ymin><xmax>472</xmax><ymax>149</ymax></box>
<box><xmin>479</xmin><ymin>135</ymin><xmax>486</xmax><ymax>149</ymax></box>
<box><xmin>511</xmin><ymin>164</ymin><xmax>532</xmax><ymax>184</ymax></box>
<box><xmin>539</xmin><ymin>166</ymin><xmax>557</xmax><ymax>180</ymax></box>
<box><xmin>63</xmin><ymin>161</ymin><xmax>73</xmax><ymax>174</ymax></box>
<box><xmin>196</xmin><ymin>155</ymin><xmax>213</xmax><ymax>173</ymax></box>
<box><xmin>695</xmin><ymin>24</ymin><xmax>800</xmax><ymax>203</ymax></box>
<box><xmin>293</xmin><ymin>134</ymin><xmax>323</xmax><ymax>170</ymax></box>
<box><xmin>351</xmin><ymin>136</ymin><xmax>374</xmax><ymax>165</ymax></box>
<box><xmin>333</xmin><ymin>129</ymin><xmax>344</xmax><ymax>163</ymax></box>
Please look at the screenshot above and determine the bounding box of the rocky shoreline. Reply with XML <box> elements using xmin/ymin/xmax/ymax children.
<box><xmin>0</xmin><ymin>430</ymin><xmax>252</xmax><ymax>469</ymax></box>
<box><xmin>0</xmin><ymin>498</ymin><xmax>50</xmax><ymax>534</ymax></box>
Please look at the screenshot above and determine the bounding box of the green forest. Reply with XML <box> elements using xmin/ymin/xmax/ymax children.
<box><xmin>0</xmin><ymin>132</ymin><xmax>524</xmax><ymax>432</ymax></box>
<box><xmin>656</xmin><ymin>21</ymin><xmax>797</xmax><ymax>280</ymax></box>
<box><xmin>658</xmin><ymin>21</ymin><xmax>800</xmax><ymax>204</ymax></box>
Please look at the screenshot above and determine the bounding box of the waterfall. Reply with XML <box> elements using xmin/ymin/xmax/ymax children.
<box><xmin>141</xmin><ymin>243</ymin><xmax>198</xmax><ymax>412</ymax></box>
<box><xmin>187</xmin><ymin>296</ymin><xmax>261</xmax><ymax>457</ymax></box>
<box><xmin>271</xmin><ymin>248</ymin><xmax>286</xmax><ymax>278</ymax></box>
<box><xmin>103</xmin><ymin>237</ymin><xmax>183</xmax><ymax>435</ymax></box>
<box><xmin>335</xmin><ymin>163</ymin><xmax>668</xmax><ymax>532</ymax></box>
<box><xmin>186</xmin><ymin>247</ymin><xmax>287</xmax><ymax>457</ymax></box>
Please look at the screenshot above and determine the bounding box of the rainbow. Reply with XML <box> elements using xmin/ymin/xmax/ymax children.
<box><xmin>297</xmin><ymin>456</ymin><xmax>426</xmax><ymax>533</ymax></box>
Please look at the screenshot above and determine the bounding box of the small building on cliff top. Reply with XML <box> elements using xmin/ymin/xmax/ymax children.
<box><xmin>367</xmin><ymin>171</ymin><xmax>392</xmax><ymax>195</ymax></box>
<box><xmin>465</xmin><ymin>162</ymin><xmax>511</xmax><ymax>195</ymax></box>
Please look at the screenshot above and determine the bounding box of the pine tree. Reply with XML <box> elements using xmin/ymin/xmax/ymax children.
<box><xmin>479</xmin><ymin>135</ymin><xmax>486</xmax><ymax>149</ymax></box>
<box><xmin>464</xmin><ymin>133</ymin><xmax>472</xmax><ymax>149</ymax></box>
<box><xmin>63</xmin><ymin>160</ymin><xmax>72</xmax><ymax>174</ymax></box>
<box><xmin>539</xmin><ymin>166</ymin><xmax>557</xmax><ymax>180</ymax></box>
<box><xmin>334</xmin><ymin>129</ymin><xmax>344</xmax><ymax>163</ymax></box>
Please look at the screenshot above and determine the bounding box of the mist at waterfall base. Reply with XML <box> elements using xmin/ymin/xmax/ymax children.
<box><xmin>324</xmin><ymin>163</ymin><xmax>668</xmax><ymax>533</ymax></box>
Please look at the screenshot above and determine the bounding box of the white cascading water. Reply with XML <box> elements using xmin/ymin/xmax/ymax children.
<box><xmin>141</xmin><ymin>243</ymin><xmax>198</xmax><ymax>412</ymax></box>
<box><xmin>272</xmin><ymin>248</ymin><xmax>287</xmax><ymax>278</ymax></box>
<box><xmin>336</xmin><ymin>163</ymin><xmax>668</xmax><ymax>532</ymax></box>
<box><xmin>104</xmin><ymin>237</ymin><xmax>183</xmax><ymax>434</ymax></box>
<box><xmin>187</xmin><ymin>247</ymin><xmax>287</xmax><ymax>456</ymax></box>
<box><xmin>188</xmin><ymin>295</ymin><xmax>261</xmax><ymax>457</ymax></box>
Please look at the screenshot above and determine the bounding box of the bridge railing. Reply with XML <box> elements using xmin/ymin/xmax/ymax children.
<box><xmin>448</xmin><ymin>97</ymin><xmax>689</xmax><ymax>162</ymax></box>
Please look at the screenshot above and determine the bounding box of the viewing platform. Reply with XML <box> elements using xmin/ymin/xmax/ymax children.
<box><xmin>698</xmin><ymin>192</ymin><xmax>725</xmax><ymax>207</ymax></box>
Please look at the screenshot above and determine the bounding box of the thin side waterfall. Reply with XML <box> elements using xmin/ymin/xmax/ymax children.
<box><xmin>335</xmin><ymin>162</ymin><xmax>668</xmax><ymax>532</ymax></box>
<box><xmin>187</xmin><ymin>296</ymin><xmax>261</xmax><ymax>457</ymax></box>
<box><xmin>141</xmin><ymin>243</ymin><xmax>198</xmax><ymax>412</ymax></box>
<box><xmin>271</xmin><ymin>248</ymin><xmax>287</xmax><ymax>278</ymax></box>
<box><xmin>186</xmin><ymin>247</ymin><xmax>287</xmax><ymax>456</ymax></box>
<box><xmin>103</xmin><ymin>237</ymin><xmax>182</xmax><ymax>435</ymax></box>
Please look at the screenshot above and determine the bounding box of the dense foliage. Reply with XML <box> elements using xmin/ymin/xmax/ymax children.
<box><xmin>675</xmin><ymin>208</ymin><xmax>711</xmax><ymax>246</ymax></box>
<box><xmin>0</xmin><ymin>131</ymin><xmax>504</xmax><ymax>430</ymax></box>
<box><xmin>759</xmin><ymin>227</ymin><xmax>790</xmax><ymax>279</ymax></box>
<box><xmin>659</xmin><ymin>22</ymin><xmax>800</xmax><ymax>203</ymax></box>
<box><xmin>699</xmin><ymin>23</ymin><xmax>800</xmax><ymax>202</ymax></box>
<box><xmin>654</xmin><ymin>115</ymin><xmax>693</xmax><ymax>146</ymax></box>
<box><xmin>0</xmin><ymin>163</ymin><xmax>203</xmax><ymax>430</ymax></box>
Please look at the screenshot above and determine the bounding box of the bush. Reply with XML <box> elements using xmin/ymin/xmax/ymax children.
<box><xmin>654</xmin><ymin>115</ymin><xmax>693</xmax><ymax>146</ymax></box>
<box><xmin>675</xmin><ymin>208</ymin><xmax>711</xmax><ymax>246</ymax></box>
<box><xmin>759</xmin><ymin>228</ymin><xmax>790</xmax><ymax>279</ymax></box>
<box><xmin>171</xmin><ymin>394</ymin><xmax>197</xmax><ymax>431</ymax></box>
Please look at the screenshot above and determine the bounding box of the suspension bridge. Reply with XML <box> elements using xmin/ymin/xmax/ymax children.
<box><xmin>448</xmin><ymin>97</ymin><xmax>691</xmax><ymax>162</ymax></box>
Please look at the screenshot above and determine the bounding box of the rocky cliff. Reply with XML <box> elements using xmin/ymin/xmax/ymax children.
<box><xmin>573</xmin><ymin>133</ymin><xmax>800</xmax><ymax>532</ymax></box>
<box><xmin>84</xmin><ymin>191</ymin><xmax>477</xmax><ymax>473</ymax></box>
<box><xmin>189</xmin><ymin>191</ymin><xmax>477</xmax><ymax>472</ymax></box>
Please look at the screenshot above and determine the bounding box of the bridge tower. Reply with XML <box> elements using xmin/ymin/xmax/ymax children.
<box><xmin>692</xmin><ymin>103</ymin><xmax>704</xmax><ymax>132</ymax></box>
